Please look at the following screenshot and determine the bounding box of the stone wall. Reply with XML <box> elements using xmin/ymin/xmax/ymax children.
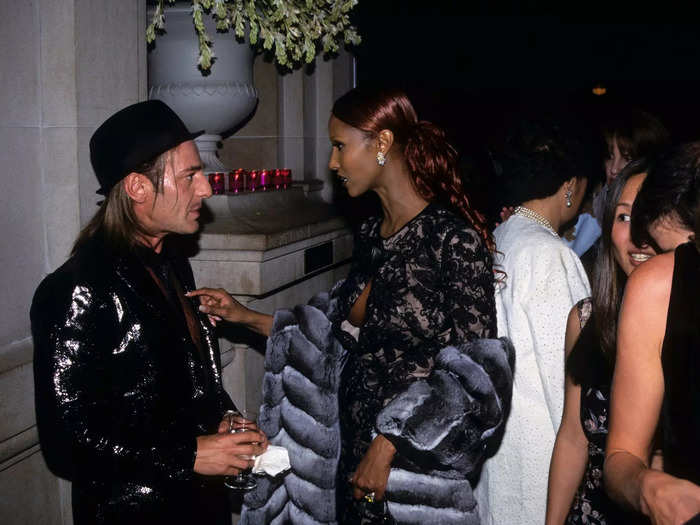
<box><xmin>0</xmin><ymin>2</ymin><xmax>353</xmax><ymax>522</ymax></box>
<box><xmin>0</xmin><ymin>1</ymin><xmax>147</xmax><ymax>523</ymax></box>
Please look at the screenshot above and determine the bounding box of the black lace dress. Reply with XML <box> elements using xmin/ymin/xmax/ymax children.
<box><xmin>331</xmin><ymin>203</ymin><xmax>496</xmax><ymax>524</ymax></box>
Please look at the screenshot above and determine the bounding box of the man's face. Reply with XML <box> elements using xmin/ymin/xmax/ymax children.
<box><xmin>141</xmin><ymin>141</ymin><xmax>211</xmax><ymax>242</ymax></box>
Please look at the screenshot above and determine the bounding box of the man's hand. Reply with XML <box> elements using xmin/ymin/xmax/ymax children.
<box><xmin>194</xmin><ymin>430</ymin><xmax>267</xmax><ymax>476</ymax></box>
<box><xmin>217</xmin><ymin>415</ymin><xmax>262</xmax><ymax>434</ymax></box>
<box><xmin>351</xmin><ymin>434</ymin><xmax>396</xmax><ymax>501</ymax></box>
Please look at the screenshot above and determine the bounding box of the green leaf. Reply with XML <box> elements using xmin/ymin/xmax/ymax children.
<box><xmin>147</xmin><ymin>0</ymin><xmax>362</xmax><ymax>71</ymax></box>
<box><xmin>249</xmin><ymin>19</ymin><xmax>259</xmax><ymax>44</ymax></box>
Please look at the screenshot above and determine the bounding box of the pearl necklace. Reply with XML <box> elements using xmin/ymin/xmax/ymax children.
<box><xmin>513</xmin><ymin>206</ymin><xmax>559</xmax><ymax>237</ymax></box>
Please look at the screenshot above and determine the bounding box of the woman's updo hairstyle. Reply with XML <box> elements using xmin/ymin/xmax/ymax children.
<box><xmin>495</xmin><ymin>116</ymin><xmax>595</xmax><ymax>207</ymax></box>
<box><xmin>331</xmin><ymin>87</ymin><xmax>493</xmax><ymax>251</ymax></box>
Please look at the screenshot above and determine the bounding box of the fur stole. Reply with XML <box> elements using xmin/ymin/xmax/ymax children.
<box><xmin>240</xmin><ymin>292</ymin><xmax>514</xmax><ymax>524</ymax></box>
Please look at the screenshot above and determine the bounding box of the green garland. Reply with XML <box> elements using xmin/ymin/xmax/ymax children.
<box><xmin>147</xmin><ymin>0</ymin><xmax>361</xmax><ymax>72</ymax></box>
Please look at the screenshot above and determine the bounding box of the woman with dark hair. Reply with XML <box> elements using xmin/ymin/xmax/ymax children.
<box><xmin>562</xmin><ymin>108</ymin><xmax>669</xmax><ymax>268</ymax></box>
<box><xmin>475</xmin><ymin>118</ymin><xmax>592</xmax><ymax>525</ymax></box>
<box><xmin>189</xmin><ymin>87</ymin><xmax>514</xmax><ymax>524</ymax></box>
<box><xmin>546</xmin><ymin>159</ymin><xmax>656</xmax><ymax>525</ymax></box>
<box><xmin>604</xmin><ymin>141</ymin><xmax>700</xmax><ymax>524</ymax></box>
<box><xmin>601</xmin><ymin>107</ymin><xmax>670</xmax><ymax>187</ymax></box>
<box><xmin>630</xmin><ymin>143</ymin><xmax>699</xmax><ymax>254</ymax></box>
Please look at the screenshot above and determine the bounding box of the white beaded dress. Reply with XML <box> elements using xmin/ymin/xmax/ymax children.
<box><xmin>474</xmin><ymin>213</ymin><xmax>591</xmax><ymax>525</ymax></box>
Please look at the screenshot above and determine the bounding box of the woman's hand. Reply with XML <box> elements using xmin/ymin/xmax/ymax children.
<box><xmin>186</xmin><ymin>288</ymin><xmax>273</xmax><ymax>336</ymax></box>
<box><xmin>639</xmin><ymin>469</ymin><xmax>700</xmax><ymax>525</ymax></box>
<box><xmin>351</xmin><ymin>434</ymin><xmax>396</xmax><ymax>501</ymax></box>
<box><xmin>186</xmin><ymin>287</ymin><xmax>248</xmax><ymax>326</ymax></box>
<box><xmin>494</xmin><ymin>206</ymin><xmax>515</xmax><ymax>227</ymax></box>
<box><xmin>500</xmin><ymin>206</ymin><xmax>515</xmax><ymax>222</ymax></box>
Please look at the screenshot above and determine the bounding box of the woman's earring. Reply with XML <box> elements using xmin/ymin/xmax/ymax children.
<box><xmin>376</xmin><ymin>151</ymin><xmax>386</xmax><ymax>167</ymax></box>
<box><xmin>565</xmin><ymin>189</ymin><xmax>573</xmax><ymax>208</ymax></box>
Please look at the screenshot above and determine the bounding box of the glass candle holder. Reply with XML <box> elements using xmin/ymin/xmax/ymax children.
<box><xmin>248</xmin><ymin>170</ymin><xmax>259</xmax><ymax>192</ymax></box>
<box><xmin>228</xmin><ymin>169</ymin><xmax>246</xmax><ymax>194</ymax></box>
<box><xmin>281</xmin><ymin>168</ymin><xmax>292</xmax><ymax>189</ymax></box>
<box><xmin>259</xmin><ymin>169</ymin><xmax>270</xmax><ymax>191</ymax></box>
<box><xmin>209</xmin><ymin>172</ymin><xmax>226</xmax><ymax>195</ymax></box>
<box><xmin>272</xmin><ymin>168</ymin><xmax>282</xmax><ymax>190</ymax></box>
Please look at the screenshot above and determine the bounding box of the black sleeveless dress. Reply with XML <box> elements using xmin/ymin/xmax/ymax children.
<box><xmin>661</xmin><ymin>241</ymin><xmax>700</xmax><ymax>484</ymax></box>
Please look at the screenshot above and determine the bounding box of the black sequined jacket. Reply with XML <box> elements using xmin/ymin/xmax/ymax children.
<box><xmin>30</xmin><ymin>235</ymin><xmax>233</xmax><ymax>524</ymax></box>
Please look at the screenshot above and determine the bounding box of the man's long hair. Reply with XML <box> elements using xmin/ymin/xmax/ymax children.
<box><xmin>72</xmin><ymin>152</ymin><xmax>169</xmax><ymax>255</ymax></box>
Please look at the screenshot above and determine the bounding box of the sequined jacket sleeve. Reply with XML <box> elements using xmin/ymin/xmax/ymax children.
<box><xmin>31</xmin><ymin>262</ymin><xmax>205</xmax><ymax>486</ymax></box>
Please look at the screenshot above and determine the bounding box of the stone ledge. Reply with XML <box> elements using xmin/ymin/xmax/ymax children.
<box><xmin>0</xmin><ymin>426</ymin><xmax>39</xmax><ymax>472</ymax></box>
<box><xmin>0</xmin><ymin>338</ymin><xmax>33</xmax><ymax>375</ymax></box>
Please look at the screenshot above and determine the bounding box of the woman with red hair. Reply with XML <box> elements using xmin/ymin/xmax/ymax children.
<box><xmin>191</xmin><ymin>87</ymin><xmax>511</xmax><ymax>524</ymax></box>
<box><xmin>327</xmin><ymin>87</ymin><xmax>500</xmax><ymax>522</ymax></box>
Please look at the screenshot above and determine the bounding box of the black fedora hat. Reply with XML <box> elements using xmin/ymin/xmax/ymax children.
<box><xmin>90</xmin><ymin>100</ymin><xmax>204</xmax><ymax>195</ymax></box>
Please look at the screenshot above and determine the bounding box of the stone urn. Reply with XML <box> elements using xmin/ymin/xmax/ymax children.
<box><xmin>147</xmin><ymin>1</ymin><xmax>258</xmax><ymax>172</ymax></box>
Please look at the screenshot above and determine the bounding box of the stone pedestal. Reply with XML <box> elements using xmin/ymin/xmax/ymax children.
<box><xmin>190</xmin><ymin>189</ymin><xmax>353</xmax><ymax>414</ymax></box>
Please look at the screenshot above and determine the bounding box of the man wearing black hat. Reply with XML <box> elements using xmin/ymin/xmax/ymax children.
<box><xmin>30</xmin><ymin>100</ymin><xmax>266</xmax><ymax>524</ymax></box>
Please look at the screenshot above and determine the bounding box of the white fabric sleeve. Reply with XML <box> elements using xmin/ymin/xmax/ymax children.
<box><xmin>521</xmin><ymin>245</ymin><xmax>590</xmax><ymax>432</ymax></box>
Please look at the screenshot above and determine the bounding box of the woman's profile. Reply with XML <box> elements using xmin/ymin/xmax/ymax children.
<box><xmin>190</xmin><ymin>87</ymin><xmax>514</xmax><ymax>524</ymax></box>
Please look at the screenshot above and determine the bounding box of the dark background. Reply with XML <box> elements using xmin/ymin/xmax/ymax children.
<box><xmin>345</xmin><ymin>3</ymin><xmax>700</xmax><ymax>222</ymax></box>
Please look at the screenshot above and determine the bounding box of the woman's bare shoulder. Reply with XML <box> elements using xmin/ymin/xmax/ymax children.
<box><xmin>626</xmin><ymin>251</ymin><xmax>675</xmax><ymax>301</ymax></box>
<box><xmin>620</xmin><ymin>252</ymin><xmax>675</xmax><ymax>347</ymax></box>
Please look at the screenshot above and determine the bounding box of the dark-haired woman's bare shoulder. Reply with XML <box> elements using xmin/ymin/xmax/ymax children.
<box><xmin>618</xmin><ymin>251</ymin><xmax>674</xmax><ymax>362</ymax></box>
<box><xmin>625</xmin><ymin>251</ymin><xmax>674</xmax><ymax>309</ymax></box>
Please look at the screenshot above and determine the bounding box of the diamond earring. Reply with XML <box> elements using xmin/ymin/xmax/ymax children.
<box><xmin>376</xmin><ymin>151</ymin><xmax>386</xmax><ymax>167</ymax></box>
<box><xmin>565</xmin><ymin>189</ymin><xmax>573</xmax><ymax>208</ymax></box>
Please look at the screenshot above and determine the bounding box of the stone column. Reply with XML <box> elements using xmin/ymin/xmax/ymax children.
<box><xmin>0</xmin><ymin>1</ymin><xmax>147</xmax><ymax>523</ymax></box>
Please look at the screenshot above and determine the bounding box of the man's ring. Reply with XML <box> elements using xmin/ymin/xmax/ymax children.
<box><xmin>364</xmin><ymin>491</ymin><xmax>375</xmax><ymax>503</ymax></box>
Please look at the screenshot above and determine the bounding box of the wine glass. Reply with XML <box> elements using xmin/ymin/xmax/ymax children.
<box><xmin>223</xmin><ymin>408</ymin><xmax>259</xmax><ymax>491</ymax></box>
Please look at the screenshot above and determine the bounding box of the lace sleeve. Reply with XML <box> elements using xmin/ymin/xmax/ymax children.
<box><xmin>441</xmin><ymin>226</ymin><xmax>497</xmax><ymax>343</ymax></box>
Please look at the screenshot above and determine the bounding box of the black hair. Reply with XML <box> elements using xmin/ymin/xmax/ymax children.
<box><xmin>631</xmin><ymin>142</ymin><xmax>700</xmax><ymax>249</ymax></box>
<box><xmin>601</xmin><ymin>106</ymin><xmax>670</xmax><ymax>162</ymax></box>
<box><xmin>593</xmin><ymin>158</ymin><xmax>652</xmax><ymax>364</ymax></box>
<box><xmin>567</xmin><ymin>158</ymin><xmax>651</xmax><ymax>384</ymax></box>
<box><xmin>495</xmin><ymin>116</ymin><xmax>596</xmax><ymax>206</ymax></box>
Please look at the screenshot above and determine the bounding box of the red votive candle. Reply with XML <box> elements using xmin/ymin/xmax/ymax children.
<box><xmin>259</xmin><ymin>169</ymin><xmax>270</xmax><ymax>191</ymax></box>
<box><xmin>209</xmin><ymin>172</ymin><xmax>225</xmax><ymax>194</ymax></box>
<box><xmin>272</xmin><ymin>169</ymin><xmax>282</xmax><ymax>190</ymax></box>
<box><xmin>281</xmin><ymin>168</ymin><xmax>292</xmax><ymax>189</ymax></box>
<box><xmin>228</xmin><ymin>169</ymin><xmax>246</xmax><ymax>194</ymax></box>
<box><xmin>248</xmin><ymin>170</ymin><xmax>259</xmax><ymax>192</ymax></box>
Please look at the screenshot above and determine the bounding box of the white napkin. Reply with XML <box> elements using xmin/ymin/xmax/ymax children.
<box><xmin>251</xmin><ymin>445</ymin><xmax>291</xmax><ymax>477</ymax></box>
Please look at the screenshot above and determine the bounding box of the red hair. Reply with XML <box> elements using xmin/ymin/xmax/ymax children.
<box><xmin>332</xmin><ymin>87</ymin><xmax>494</xmax><ymax>252</ymax></box>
